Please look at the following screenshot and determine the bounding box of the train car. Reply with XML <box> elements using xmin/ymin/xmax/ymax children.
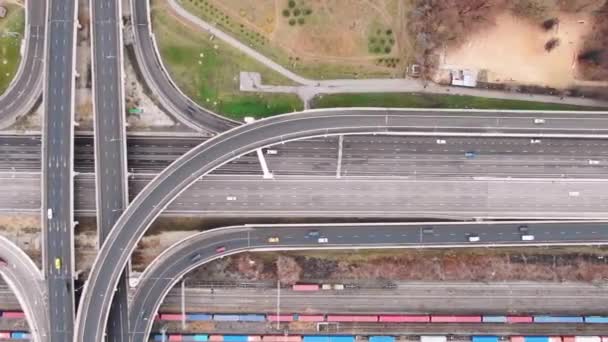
<box><xmin>420</xmin><ymin>336</ymin><xmax>447</xmax><ymax>342</ymax></box>
<box><xmin>369</xmin><ymin>336</ymin><xmax>395</xmax><ymax>342</ymax></box>
<box><xmin>239</xmin><ymin>314</ymin><xmax>266</xmax><ymax>322</ymax></box>
<box><xmin>159</xmin><ymin>313</ymin><xmax>184</xmax><ymax>321</ymax></box>
<box><xmin>303</xmin><ymin>336</ymin><xmax>355</xmax><ymax>342</ymax></box>
<box><xmin>473</xmin><ymin>337</ymin><xmax>499</xmax><ymax>342</ymax></box>
<box><xmin>506</xmin><ymin>316</ymin><xmax>533</xmax><ymax>323</ymax></box>
<box><xmin>379</xmin><ymin>315</ymin><xmax>430</xmax><ymax>323</ymax></box>
<box><xmin>510</xmin><ymin>337</ymin><xmax>524</xmax><ymax>342</ymax></box>
<box><xmin>267</xmin><ymin>314</ymin><xmax>294</xmax><ymax>322</ymax></box>
<box><xmin>585</xmin><ymin>316</ymin><xmax>608</xmax><ymax>323</ymax></box>
<box><xmin>296</xmin><ymin>315</ymin><xmax>325</xmax><ymax>322</ymax></box>
<box><xmin>187</xmin><ymin>314</ymin><xmax>212</xmax><ymax>321</ymax></box>
<box><xmin>262</xmin><ymin>335</ymin><xmax>302</xmax><ymax>342</ymax></box>
<box><xmin>326</xmin><ymin>315</ymin><xmax>378</xmax><ymax>322</ymax></box>
<box><xmin>10</xmin><ymin>332</ymin><xmax>31</xmax><ymax>340</ymax></box>
<box><xmin>573</xmin><ymin>338</ymin><xmax>601</xmax><ymax>342</ymax></box>
<box><xmin>248</xmin><ymin>336</ymin><xmax>262</xmax><ymax>341</ymax></box>
<box><xmin>213</xmin><ymin>314</ymin><xmax>240</xmax><ymax>322</ymax></box>
<box><xmin>209</xmin><ymin>335</ymin><xmax>224</xmax><ymax>342</ymax></box>
<box><xmin>223</xmin><ymin>335</ymin><xmax>249</xmax><ymax>342</ymax></box>
<box><xmin>533</xmin><ymin>316</ymin><xmax>584</xmax><ymax>323</ymax></box>
<box><xmin>183</xmin><ymin>335</ymin><xmax>209</xmax><ymax>342</ymax></box>
<box><xmin>482</xmin><ymin>316</ymin><xmax>507</xmax><ymax>323</ymax></box>
<box><xmin>168</xmin><ymin>335</ymin><xmax>183</xmax><ymax>342</ymax></box>
<box><xmin>0</xmin><ymin>332</ymin><xmax>11</xmax><ymax>339</ymax></box>
<box><xmin>293</xmin><ymin>284</ymin><xmax>320</xmax><ymax>291</ymax></box>
<box><xmin>523</xmin><ymin>337</ymin><xmax>549</xmax><ymax>342</ymax></box>
<box><xmin>2</xmin><ymin>311</ymin><xmax>25</xmax><ymax>319</ymax></box>
<box><xmin>430</xmin><ymin>315</ymin><xmax>482</xmax><ymax>323</ymax></box>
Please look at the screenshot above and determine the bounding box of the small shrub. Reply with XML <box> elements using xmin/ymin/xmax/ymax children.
<box><xmin>304</xmin><ymin>8</ymin><xmax>312</xmax><ymax>15</ymax></box>
<box><xmin>293</xmin><ymin>8</ymin><xmax>301</xmax><ymax>16</ymax></box>
<box><xmin>370</xmin><ymin>37</ymin><xmax>376</xmax><ymax>44</ymax></box>
<box><xmin>373</xmin><ymin>46</ymin><xmax>381</xmax><ymax>53</ymax></box>
<box><xmin>389</xmin><ymin>38</ymin><xmax>395</xmax><ymax>45</ymax></box>
<box><xmin>289</xmin><ymin>18</ymin><xmax>296</xmax><ymax>25</ymax></box>
<box><xmin>288</xmin><ymin>0</ymin><xmax>296</xmax><ymax>8</ymax></box>
<box><xmin>298</xmin><ymin>17</ymin><xmax>305</xmax><ymax>25</ymax></box>
<box><xmin>384</xmin><ymin>46</ymin><xmax>391</xmax><ymax>54</ymax></box>
<box><xmin>386</xmin><ymin>29</ymin><xmax>392</xmax><ymax>35</ymax></box>
<box><xmin>282</xmin><ymin>9</ymin><xmax>290</xmax><ymax>17</ymax></box>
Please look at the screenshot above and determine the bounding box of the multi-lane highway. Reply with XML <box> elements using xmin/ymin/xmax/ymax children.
<box><xmin>130</xmin><ymin>0</ymin><xmax>237</xmax><ymax>133</ymax></box>
<box><xmin>76</xmin><ymin>108</ymin><xmax>608</xmax><ymax>342</ymax></box>
<box><xmin>0</xmin><ymin>235</ymin><xmax>48</xmax><ymax>341</ymax></box>
<box><xmin>0</xmin><ymin>0</ymin><xmax>46</xmax><ymax>129</ymax></box>
<box><xmin>42</xmin><ymin>0</ymin><xmax>78</xmax><ymax>340</ymax></box>
<box><xmin>129</xmin><ymin>222</ymin><xmax>608</xmax><ymax>341</ymax></box>
<box><xmin>90</xmin><ymin>0</ymin><xmax>130</xmax><ymax>338</ymax></box>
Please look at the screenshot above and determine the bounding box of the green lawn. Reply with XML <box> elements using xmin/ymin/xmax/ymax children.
<box><xmin>152</xmin><ymin>2</ymin><xmax>303</xmax><ymax>120</ymax></box>
<box><xmin>0</xmin><ymin>5</ymin><xmax>25</xmax><ymax>95</ymax></box>
<box><xmin>311</xmin><ymin>93</ymin><xmax>604</xmax><ymax>111</ymax></box>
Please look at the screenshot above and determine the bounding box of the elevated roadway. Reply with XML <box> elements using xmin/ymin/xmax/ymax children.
<box><xmin>0</xmin><ymin>236</ymin><xmax>48</xmax><ymax>342</ymax></box>
<box><xmin>131</xmin><ymin>222</ymin><xmax>608</xmax><ymax>341</ymax></box>
<box><xmin>0</xmin><ymin>0</ymin><xmax>46</xmax><ymax>129</ymax></box>
<box><xmin>129</xmin><ymin>0</ymin><xmax>237</xmax><ymax>133</ymax></box>
<box><xmin>42</xmin><ymin>0</ymin><xmax>78</xmax><ymax>340</ymax></box>
<box><xmin>76</xmin><ymin>108</ymin><xmax>608</xmax><ymax>342</ymax></box>
<box><xmin>90</xmin><ymin>0</ymin><xmax>130</xmax><ymax>338</ymax></box>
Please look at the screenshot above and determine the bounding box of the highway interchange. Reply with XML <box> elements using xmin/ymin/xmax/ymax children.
<box><xmin>0</xmin><ymin>0</ymin><xmax>608</xmax><ymax>341</ymax></box>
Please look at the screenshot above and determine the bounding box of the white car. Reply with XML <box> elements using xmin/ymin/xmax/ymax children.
<box><xmin>530</xmin><ymin>139</ymin><xmax>541</xmax><ymax>144</ymax></box>
<box><xmin>318</xmin><ymin>237</ymin><xmax>328</xmax><ymax>243</ymax></box>
<box><xmin>266</xmin><ymin>149</ymin><xmax>278</xmax><ymax>155</ymax></box>
<box><xmin>588</xmin><ymin>160</ymin><xmax>600</xmax><ymax>165</ymax></box>
<box><xmin>226</xmin><ymin>196</ymin><xmax>237</xmax><ymax>201</ymax></box>
<box><xmin>436</xmin><ymin>139</ymin><xmax>446</xmax><ymax>144</ymax></box>
<box><xmin>468</xmin><ymin>234</ymin><xmax>480</xmax><ymax>242</ymax></box>
<box><xmin>534</xmin><ymin>118</ymin><xmax>546</xmax><ymax>124</ymax></box>
<box><xmin>521</xmin><ymin>234</ymin><xmax>535</xmax><ymax>241</ymax></box>
<box><xmin>47</xmin><ymin>208</ymin><xmax>53</xmax><ymax>219</ymax></box>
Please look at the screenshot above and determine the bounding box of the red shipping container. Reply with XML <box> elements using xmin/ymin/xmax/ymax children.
<box><xmin>430</xmin><ymin>315</ymin><xmax>481</xmax><ymax>323</ymax></box>
<box><xmin>297</xmin><ymin>315</ymin><xmax>325</xmax><ymax>322</ymax></box>
<box><xmin>267</xmin><ymin>315</ymin><xmax>294</xmax><ymax>322</ymax></box>
<box><xmin>262</xmin><ymin>335</ymin><xmax>302</xmax><ymax>342</ymax></box>
<box><xmin>379</xmin><ymin>315</ymin><xmax>430</xmax><ymax>323</ymax></box>
<box><xmin>210</xmin><ymin>335</ymin><xmax>224</xmax><ymax>342</ymax></box>
<box><xmin>510</xmin><ymin>337</ymin><xmax>525</xmax><ymax>342</ymax></box>
<box><xmin>0</xmin><ymin>332</ymin><xmax>11</xmax><ymax>339</ymax></box>
<box><xmin>2</xmin><ymin>311</ymin><xmax>25</xmax><ymax>319</ymax></box>
<box><xmin>550</xmin><ymin>338</ymin><xmax>562</xmax><ymax>342</ymax></box>
<box><xmin>327</xmin><ymin>315</ymin><xmax>378</xmax><ymax>322</ymax></box>
<box><xmin>563</xmin><ymin>337</ymin><xmax>575</xmax><ymax>342</ymax></box>
<box><xmin>506</xmin><ymin>316</ymin><xmax>533</xmax><ymax>323</ymax></box>
<box><xmin>168</xmin><ymin>335</ymin><xmax>183</xmax><ymax>342</ymax></box>
<box><xmin>292</xmin><ymin>284</ymin><xmax>319</xmax><ymax>291</ymax></box>
<box><xmin>159</xmin><ymin>314</ymin><xmax>183</xmax><ymax>321</ymax></box>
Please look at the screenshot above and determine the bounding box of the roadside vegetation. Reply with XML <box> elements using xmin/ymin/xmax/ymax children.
<box><xmin>311</xmin><ymin>93</ymin><xmax>603</xmax><ymax>111</ymax></box>
<box><xmin>0</xmin><ymin>5</ymin><xmax>25</xmax><ymax>94</ymax></box>
<box><xmin>151</xmin><ymin>1</ymin><xmax>303</xmax><ymax>120</ymax></box>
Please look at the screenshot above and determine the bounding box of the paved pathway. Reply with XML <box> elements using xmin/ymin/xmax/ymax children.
<box><xmin>170</xmin><ymin>0</ymin><xmax>608</xmax><ymax>109</ymax></box>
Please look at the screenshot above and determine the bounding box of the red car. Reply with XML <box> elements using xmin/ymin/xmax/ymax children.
<box><xmin>215</xmin><ymin>246</ymin><xmax>226</xmax><ymax>253</ymax></box>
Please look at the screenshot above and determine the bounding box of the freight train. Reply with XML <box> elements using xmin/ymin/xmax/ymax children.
<box><xmin>150</xmin><ymin>335</ymin><xmax>608</xmax><ymax>342</ymax></box>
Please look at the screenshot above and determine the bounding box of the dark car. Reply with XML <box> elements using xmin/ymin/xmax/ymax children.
<box><xmin>190</xmin><ymin>253</ymin><xmax>202</xmax><ymax>262</ymax></box>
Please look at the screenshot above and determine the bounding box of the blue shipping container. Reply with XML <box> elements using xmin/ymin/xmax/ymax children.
<box><xmin>188</xmin><ymin>313</ymin><xmax>212</xmax><ymax>321</ymax></box>
<box><xmin>11</xmin><ymin>332</ymin><xmax>30</xmax><ymax>340</ymax></box>
<box><xmin>482</xmin><ymin>316</ymin><xmax>507</xmax><ymax>323</ymax></box>
<box><xmin>153</xmin><ymin>335</ymin><xmax>164</xmax><ymax>342</ymax></box>
<box><xmin>194</xmin><ymin>335</ymin><xmax>210</xmax><ymax>341</ymax></box>
<box><xmin>213</xmin><ymin>314</ymin><xmax>240</xmax><ymax>322</ymax></box>
<box><xmin>585</xmin><ymin>316</ymin><xmax>608</xmax><ymax>323</ymax></box>
<box><xmin>223</xmin><ymin>336</ymin><xmax>248</xmax><ymax>342</ymax></box>
<box><xmin>331</xmin><ymin>336</ymin><xmax>355</xmax><ymax>342</ymax></box>
<box><xmin>239</xmin><ymin>314</ymin><xmax>266</xmax><ymax>322</ymax></box>
<box><xmin>369</xmin><ymin>336</ymin><xmax>395</xmax><ymax>342</ymax></box>
<box><xmin>304</xmin><ymin>336</ymin><xmax>331</xmax><ymax>342</ymax></box>
<box><xmin>533</xmin><ymin>316</ymin><xmax>584</xmax><ymax>323</ymax></box>
<box><xmin>473</xmin><ymin>337</ymin><xmax>499</xmax><ymax>342</ymax></box>
<box><xmin>183</xmin><ymin>336</ymin><xmax>198</xmax><ymax>342</ymax></box>
<box><xmin>524</xmin><ymin>337</ymin><xmax>549</xmax><ymax>342</ymax></box>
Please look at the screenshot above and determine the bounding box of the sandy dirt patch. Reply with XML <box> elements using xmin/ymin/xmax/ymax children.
<box><xmin>444</xmin><ymin>12</ymin><xmax>592</xmax><ymax>89</ymax></box>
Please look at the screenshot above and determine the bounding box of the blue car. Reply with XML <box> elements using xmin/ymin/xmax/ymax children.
<box><xmin>465</xmin><ymin>151</ymin><xmax>477</xmax><ymax>158</ymax></box>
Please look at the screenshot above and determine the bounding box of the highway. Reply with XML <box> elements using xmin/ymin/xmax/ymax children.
<box><xmin>42</xmin><ymin>0</ymin><xmax>78</xmax><ymax>340</ymax></box>
<box><xmin>130</xmin><ymin>0</ymin><xmax>237</xmax><ymax>133</ymax></box>
<box><xmin>4</xmin><ymin>133</ymin><xmax>608</xmax><ymax>177</ymax></box>
<box><xmin>76</xmin><ymin>108</ymin><xmax>608</xmax><ymax>342</ymax></box>
<box><xmin>0</xmin><ymin>0</ymin><xmax>46</xmax><ymax>129</ymax></box>
<box><xmin>161</xmin><ymin>282</ymin><xmax>608</xmax><ymax>315</ymax></box>
<box><xmin>90</xmin><ymin>0</ymin><xmax>130</xmax><ymax>338</ymax></box>
<box><xmin>130</xmin><ymin>222</ymin><xmax>608</xmax><ymax>341</ymax></box>
<box><xmin>5</xmin><ymin>173</ymin><xmax>608</xmax><ymax>219</ymax></box>
<box><xmin>0</xmin><ymin>235</ymin><xmax>48</xmax><ymax>341</ymax></box>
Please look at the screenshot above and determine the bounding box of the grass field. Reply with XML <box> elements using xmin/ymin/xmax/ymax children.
<box><xmin>152</xmin><ymin>1</ymin><xmax>303</xmax><ymax>120</ymax></box>
<box><xmin>311</xmin><ymin>93</ymin><xmax>603</xmax><ymax>111</ymax></box>
<box><xmin>0</xmin><ymin>5</ymin><xmax>25</xmax><ymax>95</ymax></box>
